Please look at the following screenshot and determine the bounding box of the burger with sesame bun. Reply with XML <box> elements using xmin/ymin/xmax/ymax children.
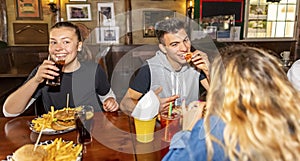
<box><xmin>51</xmin><ymin>109</ymin><xmax>76</xmax><ymax>131</ymax></box>
<box><xmin>12</xmin><ymin>144</ymin><xmax>47</xmax><ymax>161</ymax></box>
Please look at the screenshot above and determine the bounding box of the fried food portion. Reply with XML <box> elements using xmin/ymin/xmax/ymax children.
<box><xmin>184</xmin><ymin>52</ymin><xmax>193</xmax><ymax>63</ymax></box>
<box><xmin>41</xmin><ymin>138</ymin><xmax>82</xmax><ymax>161</ymax></box>
<box><xmin>12</xmin><ymin>144</ymin><xmax>47</xmax><ymax>161</ymax></box>
<box><xmin>32</xmin><ymin>106</ymin><xmax>82</xmax><ymax>132</ymax></box>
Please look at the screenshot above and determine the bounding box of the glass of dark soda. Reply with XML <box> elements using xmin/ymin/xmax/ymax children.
<box><xmin>46</xmin><ymin>55</ymin><xmax>65</xmax><ymax>86</ymax></box>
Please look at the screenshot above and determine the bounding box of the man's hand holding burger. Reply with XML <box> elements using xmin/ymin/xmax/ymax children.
<box><xmin>185</xmin><ymin>50</ymin><xmax>210</xmax><ymax>80</ymax></box>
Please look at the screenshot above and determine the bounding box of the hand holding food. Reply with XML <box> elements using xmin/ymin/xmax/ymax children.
<box><xmin>192</xmin><ymin>51</ymin><xmax>210</xmax><ymax>70</ymax></box>
<box><xmin>184</xmin><ymin>50</ymin><xmax>210</xmax><ymax>78</ymax></box>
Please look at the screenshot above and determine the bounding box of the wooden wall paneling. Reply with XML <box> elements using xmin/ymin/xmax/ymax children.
<box><xmin>0</xmin><ymin>0</ymin><xmax>8</xmax><ymax>42</ymax></box>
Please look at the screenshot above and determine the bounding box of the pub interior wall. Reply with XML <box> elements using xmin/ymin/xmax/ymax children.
<box><xmin>5</xmin><ymin>0</ymin><xmax>186</xmax><ymax>46</ymax></box>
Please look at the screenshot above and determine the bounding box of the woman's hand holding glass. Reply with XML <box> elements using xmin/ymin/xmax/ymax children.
<box><xmin>33</xmin><ymin>59</ymin><xmax>59</xmax><ymax>84</ymax></box>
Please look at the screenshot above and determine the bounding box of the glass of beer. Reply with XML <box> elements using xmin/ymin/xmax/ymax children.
<box><xmin>75</xmin><ymin>105</ymin><xmax>94</xmax><ymax>145</ymax></box>
<box><xmin>46</xmin><ymin>55</ymin><xmax>65</xmax><ymax>86</ymax></box>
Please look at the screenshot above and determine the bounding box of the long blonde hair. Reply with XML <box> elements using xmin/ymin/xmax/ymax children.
<box><xmin>205</xmin><ymin>45</ymin><xmax>300</xmax><ymax>161</ymax></box>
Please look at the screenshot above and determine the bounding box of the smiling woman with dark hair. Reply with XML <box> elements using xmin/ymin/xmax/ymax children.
<box><xmin>3</xmin><ymin>21</ymin><xmax>119</xmax><ymax>117</ymax></box>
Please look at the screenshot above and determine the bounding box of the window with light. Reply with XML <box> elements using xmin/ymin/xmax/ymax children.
<box><xmin>245</xmin><ymin>0</ymin><xmax>298</xmax><ymax>39</ymax></box>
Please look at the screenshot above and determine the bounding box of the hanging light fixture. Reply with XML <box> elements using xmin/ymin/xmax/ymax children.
<box><xmin>48</xmin><ymin>0</ymin><xmax>58</xmax><ymax>13</ymax></box>
<box><xmin>189</xmin><ymin>0</ymin><xmax>193</xmax><ymax>8</ymax></box>
<box><xmin>187</xmin><ymin>0</ymin><xmax>194</xmax><ymax>19</ymax></box>
<box><xmin>48</xmin><ymin>0</ymin><xmax>61</xmax><ymax>23</ymax></box>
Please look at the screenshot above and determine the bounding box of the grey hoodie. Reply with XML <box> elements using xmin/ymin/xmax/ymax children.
<box><xmin>147</xmin><ymin>50</ymin><xmax>200</xmax><ymax>105</ymax></box>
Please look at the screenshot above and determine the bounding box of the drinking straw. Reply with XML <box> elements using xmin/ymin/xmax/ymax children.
<box><xmin>66</xmin><ymin>93</ymin><xmax>70</xmax><ymax>113</ymax></box>
<box><xmin>34</xmin><ymin>123</ymin><xmax>44</xmax><ymax>151</ymax></box>
<box><xmin>168</xmin><ymin>102</ymin><xmax>172</xmax><ymax>117</ymax></box>
<box><xmin>164</xmin><ymin>122</ymin><xmax>168</xmax><ymax>141</ymax></box>
<box><xmin>66</xmin><ymin>93</ymin><xmax>69</xmax><ymax>108</ymax></box>
<box><xmin>165</xmin><ymin>102</ymin><xmax>172</xmax><ymax>141</ymax></box>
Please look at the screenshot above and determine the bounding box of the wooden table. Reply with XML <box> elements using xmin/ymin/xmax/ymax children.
<box><xmin>0</xmin><ymin>111</ymin><xmax>170</xmax><ymax>161</ymax></box>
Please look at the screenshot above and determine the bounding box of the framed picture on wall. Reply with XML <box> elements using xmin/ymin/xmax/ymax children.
<box><xmin>66</xmin><ymin>4</ymin><xmax>92</xmax><ymax>21</ymax></box>
<box><xmin>96</xmin><ymin>27</ymin><xmax>119</xmax><ymax>44</ymax></box>
<box><xmin>13</xmin><ymin>23</ymin><xmax>49</xmax><ymax>44</ymax></box>
<box><xmin>143</xmin><ymin>10</ymin><xmax>176</xmax><ymax>37</ymax></box>
<box><xmin>15</xmin><ymin>0</ymin><xmax>43</xmax><ymax>20</ymax></box>
<box><xmin>97</xmin><ymin>2</ymin><xmax>115</xmax><ymax>26</ymax></box>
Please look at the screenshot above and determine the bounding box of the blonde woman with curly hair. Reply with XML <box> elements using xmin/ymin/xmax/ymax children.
<box><xmin>163</xmin><ymin>45</ymin><xmax>300</xmax><ymax>161</ymax></box>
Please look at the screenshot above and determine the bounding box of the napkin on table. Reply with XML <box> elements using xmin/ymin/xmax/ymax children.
<box><xmin>131</xmin><ymin>90</ymin><xmax>160</xmax><ymax>121</ymax></box>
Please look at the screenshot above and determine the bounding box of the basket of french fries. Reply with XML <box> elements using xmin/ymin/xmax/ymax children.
<box><xmin>30</xmin><ymin>106</ymin><xmax>82</xmax><ymax>135</ymax></box>
<box><xmin>8</xmin><ymin>138</ymin><xmax>82</xmax><ymax>161</ymax></box>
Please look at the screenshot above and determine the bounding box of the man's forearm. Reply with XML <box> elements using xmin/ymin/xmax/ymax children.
<box><xmin>120</xmin><ymin>88</ymin><xmax>143</xmax><ymax>115</ymax></box>
<box><xmin>120</xmin><ymin>97</ymin><xmax>138</xmax><ymax>115</ymax></box>
<box><xmin>200</xmin><ymin>78</ymin><xmax>209</xmax><ymax>91</ymax></box>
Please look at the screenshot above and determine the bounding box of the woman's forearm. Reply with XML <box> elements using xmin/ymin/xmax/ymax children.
<box><xmin>3</xmin><ymin>78</ymin><xmax>40</xmax><ymax>114</ymax></box>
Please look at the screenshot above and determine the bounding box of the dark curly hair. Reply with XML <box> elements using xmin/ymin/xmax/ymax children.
<box><xmin>154</xmin><ymin>18</ymin><xmax>186</xmax><ymax>45</ymax></box>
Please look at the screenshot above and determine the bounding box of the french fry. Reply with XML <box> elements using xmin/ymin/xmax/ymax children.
<box><xmin>40</xmin><ymin>138</ymin><xmax>82</xmax><ymax>161</ymax></box>
<box><xmin>31</xmin><ymin>107</ymin><xmax>80</xmax><ymax>132</ymax></box>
